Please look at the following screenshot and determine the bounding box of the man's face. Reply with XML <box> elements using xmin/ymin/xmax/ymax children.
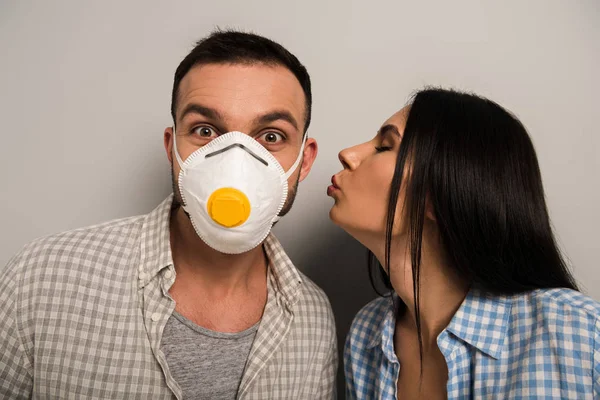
<box><xmin>164</xmin><ymin>63</ymin><xmax>317</xmax><ymax>216</ymax></box>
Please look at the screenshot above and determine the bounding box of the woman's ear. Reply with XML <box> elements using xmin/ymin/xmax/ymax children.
<box><xmin>425</xmin><ymin>195</ymin><xmax>436</xmax><ymax>222</ymax></box>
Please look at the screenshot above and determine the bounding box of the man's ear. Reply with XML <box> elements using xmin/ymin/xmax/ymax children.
<box><xmin>164</xmin><ymin>127</ymin><xmax>174</xmax><ymax>164</ymax></box>
<box><xmin>298</xmin><ymin>137</ymin><xmax>318</xmax><ymax>182</ymax></box>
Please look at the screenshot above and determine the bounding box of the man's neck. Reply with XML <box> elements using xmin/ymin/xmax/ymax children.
<box><xmin>169</xmin><ymin>205</ymin><xmax>268</xmax><ymax>298</ymax></box>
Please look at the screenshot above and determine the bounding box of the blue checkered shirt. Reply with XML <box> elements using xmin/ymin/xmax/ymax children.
<box><xmin>344</xmin><ymin>288</ymin><xmax>600</xmax><ymax>399</ymax></box>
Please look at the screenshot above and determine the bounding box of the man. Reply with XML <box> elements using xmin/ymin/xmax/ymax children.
<box><xmin>0</xmin><ymin>30</ymin><xmax>337</xmax><ymax>399</ymax></box>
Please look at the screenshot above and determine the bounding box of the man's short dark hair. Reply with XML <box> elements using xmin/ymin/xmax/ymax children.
<box><xmin>171</xmin><ymin>30</ymin><xmax>312</xmax><ymax>133</ymax></box>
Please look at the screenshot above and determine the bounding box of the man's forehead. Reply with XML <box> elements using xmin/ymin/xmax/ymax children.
<box><xmin>177</xmin><ymin>63</ymin><xmax>306</xmax><ymax>123</ymax></box>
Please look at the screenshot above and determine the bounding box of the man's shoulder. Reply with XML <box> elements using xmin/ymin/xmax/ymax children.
<box><xmin>264</xmin><ymin>234</ymin><xmax>334</xmax><ymax>325</ymax></box>
<box><xmin>296</xmin><ymin>271</ymin><xmax>335</xmax><ymax>322</ymax></box>
<box><xmin>291</xmin><ymin>271</ymin><xmax>337</xmax><ymax>339</ymax></box>
<box><xmin>4</xmin><ymin>215</ymin><xmax>145</xmax><ymax>280</ymax></box>
<box><xmin>297</xmin><ymin>270</ymin><xmax>332</xmax><ymax>310</ymax></box>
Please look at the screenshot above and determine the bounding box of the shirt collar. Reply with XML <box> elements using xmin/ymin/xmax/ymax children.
<box><xmin>364</xmin><ymin>289</ymin><xmax>512</xmax><ymax>361</ymax></box>
<box><xmin>366</xmin><ymin>296</ymin><xmax>398</xmax><ymax>363</ymax></box>
<box><xmin>445</xmin><ymin>287</ymin><xmax>513</xmax><ymax>359</ymax></box>
<box><xmin>138</xmin><ymin>195</ymin><xmax>174</xmax><ymax>288</ymax></box>
<box><xmin>137</xmin><ymin>195</ymin><xmax>304</xmax><ymax>306</ymax></box>
<box><xmin>262</xmin><ymin>234</ymin><xmax>303</xmax><ymax>308</ymax></box>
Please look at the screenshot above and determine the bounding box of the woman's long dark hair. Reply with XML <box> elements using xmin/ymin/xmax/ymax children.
<box><xmin>370</xmin><ymin>88</ymin><xmax>578</xmax><ymax>370</ymax></box>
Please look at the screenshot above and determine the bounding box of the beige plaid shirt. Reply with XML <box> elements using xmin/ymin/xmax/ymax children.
<box><xmin>0</xmin><ymin>195</ymin><xmax>337</xmax><ymax>399</ymax></box>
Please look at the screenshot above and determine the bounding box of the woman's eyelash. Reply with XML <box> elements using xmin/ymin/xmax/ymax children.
<box><xmin>375</xmin><ymin>146</ymin><xmax>392</xmax><ymax>152</ymax></box>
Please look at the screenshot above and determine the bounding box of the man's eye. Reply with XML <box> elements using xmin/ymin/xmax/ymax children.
<box><xmin>192</xmin><ymin>126</ymin><xmax>218</xmax><ymax>138</ymax></box>
<box><xmin>260</xmin><ymin>132</ymin><xmax>284</xmax><ymax>144</ymax></box>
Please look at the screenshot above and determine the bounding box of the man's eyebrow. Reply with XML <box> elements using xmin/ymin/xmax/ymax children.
<box><xmin>179</xmin><ymin>103</ymin><xmax>225</xmax><ymax>122</ymax></box>
<box><xmin>253</xmin><ymin>110</ymin><xmax>299</xmax><ymax>131</ymax></box>
<box><xmin>378</xmin><ymin>124</ymin><xmax>401</xmax><ymax>138</ymax></box>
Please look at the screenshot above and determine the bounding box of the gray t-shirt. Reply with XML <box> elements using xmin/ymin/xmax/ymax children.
<box><xmin>161</xmin><ymin>311</ymin><xmax>259</xmax><ymax>400</ymax></box>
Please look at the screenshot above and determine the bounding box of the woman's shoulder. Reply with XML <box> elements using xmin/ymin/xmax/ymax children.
<box><xmin>353</xmin><ymin>296</ymin><xmax>391</xmax><ymax>325</ymax></box>
<box><xmin>510</xmin><ymin>288</ymin><xmax>600</xmax><ymax>336</ymax></box>
<box><xmin>519</xmin><ymin>288</ymin><xmax>600</xmax><ymax>320</ymax></box>
<box><xmin>346</xmin><ymin>296</ymin><xmax>392</xmax><ymax>346</ymax></box>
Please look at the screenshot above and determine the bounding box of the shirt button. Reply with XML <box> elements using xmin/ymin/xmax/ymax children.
<box><xmin>164</xmin><ymin>270</ymin><xmax>173</xmax><ymax>279</ymax></box>
<box><xmin>151</xmin><ymin>313</ymin><xmax>160</xmax><ymax>322</ymax></box>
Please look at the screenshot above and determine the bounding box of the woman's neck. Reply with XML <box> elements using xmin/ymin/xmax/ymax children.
<box><xmin>387</xmin><ymin>232</ymin><xmax>470</xmax><ymax>348</ymax></box>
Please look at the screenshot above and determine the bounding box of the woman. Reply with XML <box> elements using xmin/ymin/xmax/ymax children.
<box><xmin>328</xmin><ymin>88</ymin><xmax>599</xmax><ymax>399</ymax></box>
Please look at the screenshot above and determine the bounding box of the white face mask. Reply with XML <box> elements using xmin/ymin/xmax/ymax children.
<box><xmin>173</xmin><ymin>130</ymin><xmax>306</xmax><ymax>254</ymax></box>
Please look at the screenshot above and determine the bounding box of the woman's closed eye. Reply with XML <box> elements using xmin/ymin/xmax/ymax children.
<box><xmin>375</xmin><ymin>145</ymin><xmax>392</xmax><ymax>153</ymax></box>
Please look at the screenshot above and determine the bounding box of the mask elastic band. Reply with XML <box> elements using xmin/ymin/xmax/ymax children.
<box><xmin>172</xmin><ymin>127</ymin><xmax>186</xmax><ymax>171</ymax></box>
<box><xmin>283</xmin><ymin>133</ymin><xmax>308</xmax><ymax>180</ymax></box>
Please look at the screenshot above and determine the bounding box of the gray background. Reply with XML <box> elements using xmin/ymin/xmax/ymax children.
<box><xmin>1</xmin><ymin>0</ymin><xmax>598</xmax><ymax>396</ymax></box>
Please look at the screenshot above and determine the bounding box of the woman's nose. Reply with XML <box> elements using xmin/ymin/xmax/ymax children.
<box><xmin>339</xmin><ymin>144</ymin><xmax>364</xmax><ymax>170</ymax></box>
<box><xmin>338</xmin><ymin>148</ymin><xmax>353</xmax><ymax>170</ymax></box>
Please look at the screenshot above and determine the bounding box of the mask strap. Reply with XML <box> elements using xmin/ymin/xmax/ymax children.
<box><xmin>172</xmin><ymin>127</ymin><xmax>186</xmax><ymax>171</ymax></box>
<box><xmin>283</xmin><ymin>133</ymin><xmax>308</xmax><ymax>180</ymax></box>
<box><xmin>272</xmin><ymin>134</ymin><xmax>308</xmax><ymax>224</ymax></box>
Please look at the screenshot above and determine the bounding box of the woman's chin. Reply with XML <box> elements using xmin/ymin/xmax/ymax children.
<box><xmin>328</xmin><ymin>209</ymin><xmax>367</xmax><ymax>245</ymax></box>
<box><xmin>328</xmin><ymin>203</ymin><xmax>340</xmax><ymax>223</ymax></box>
<box><xmin>336</xmin><ymin>225</ymin><xmax>382</xmax><ymax>257</ymax></box>
<box><xmin>328</xmin><ymin>205</ymin><xmax>351</xmax><ymax>232</ymax></box>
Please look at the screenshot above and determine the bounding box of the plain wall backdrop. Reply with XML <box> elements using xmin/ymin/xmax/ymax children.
<box><xmin>1</xmin><ymin>0</ymin><xmax>598</xmax><ymax>396</ymax></box>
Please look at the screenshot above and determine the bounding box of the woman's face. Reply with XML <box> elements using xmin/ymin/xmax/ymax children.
<box><xmin>328</xmin><ymin>107</ymin><xmax>409</xmax><ymax>250</ymax></box>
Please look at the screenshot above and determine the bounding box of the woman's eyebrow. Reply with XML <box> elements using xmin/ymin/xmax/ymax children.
<box><xmin>378</xmin><ymin>124</ymin><xmax>401</xmax><ymax>138</ymax></box>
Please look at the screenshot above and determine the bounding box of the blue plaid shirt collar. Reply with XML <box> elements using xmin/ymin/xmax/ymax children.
<box><xmin>445</xmin><ymin>288</ymin><xmax>513</xmax><ymax>359</ymax></box>
<box><xmin>366</xmin><ymin>297</ymin><xmax>396</xmax><ymax>362</ymax></box>
<box><xmin>366</xmin><ymin>288</ymin><xmax>513</xmax><ymax>360</ymax></box>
